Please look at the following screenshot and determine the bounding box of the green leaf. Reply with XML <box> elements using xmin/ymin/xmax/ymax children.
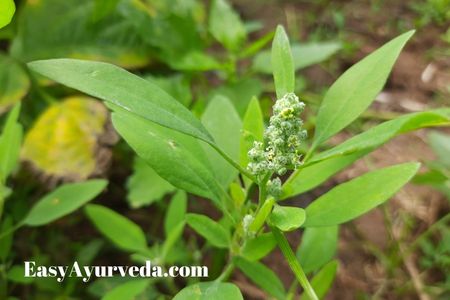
<box><xmin>164</xmin><ymin>191</ymin><xmax>187</xmax><ymax>237</ymax></box>
<box><xmin>24</xmin><ymin>179</ymin><xmax>107</xmax><ymax>226</ymax></box>
<box><xmin>92</xmin><ymin>0</ymin><xmax>120</xmax><ymax>22</ymax></box>
<box><xmin>0</xmin><ymin>55</ymin><xmax>29</xmax><ymax>114</ymax></box>
<box><xmin>111</xmin><ymin>111</ymin><xmax>225</xmax><ymax>209</ymax></box>
<box><xmin>85</xmin><ymin>204</ymin><xmax>148</xmax><ymax>253</ymax></box>
<box><xmin>312</xmin><ymin>30</ymin><xmax>415</xmax><ymax>148</ymax></box>
<box><xmin>0</xmin><ymin>103</ymin><xmax>22</xmax><ymax>182</ymax></box>
<box><xmin>102</xmin><ymin>279</ymin><xmax>150</xmax><ymax>300</ymax></box>
<box><xmin>7</xmin><ymin>265</ymin><xmax>34</xmax><ymax>284</ymax></box>
<box><xmin>173</xmin><ymin>282</ymin><xmax>243</xmax><ymax>300</ymax></box>
<box><xmin>253</xmin><ymin>41</ymin><xmax>341</xmax><ymax>74</ymax></box>
<box><xmin>168</xmin><ymin>51</ymin><xmax>222</xmax><ymax>72</ymax></box>
<box><xmin>301</xmin><ymin>261</ymin><xmax>338</xmax><ymax>300</ymax></box>
<box><xmin>269</xmin><ymin>205</ymin><xmax>306</xmax><ymax>231</ymax></box>
<box><xmin>201</xmin><ymin>95</ymin><xmax>242</xmax><ymax>188</ymax></box>
<box><xmin>241</xmin><ymin>232</ymin><xmax>277</xmax><ymax>261</ymax></box>
<box><xmin>209</xmin><ymin>0</ymin><xmax>246</xmax><ymax>51</ymax></box>
<box><xmin>27</xmin><ymin>59</ymin><xmax>213</xmax><ymax>144</ymax></box>
<box><xmin>311</xmin><ymin>109</ymin><xmax>450</xmax><ymax>164</ymax></box>
<box><xmin>428</xmin><ymin>131</ymin><xmax>450</xmax><ymax>168</ymax></box>
<box><xmin>240</xmin><ymin>97</ymin><xmax>264</xmax><ymax>168</ymax></box>
<box><xmin>296</xmin><ymin>226</ymin><xmax>338</xmax><ymax>274</ymax></box>
<box><xmin>0</xmin><ymin>0</ymin><xmax>15</xmax><ymax>29</ymax></box>
<box><xmin>22</xmin><ymin>97</ymin><xmax>108</xmax><ymax>180</ymax></box>
<box><xmin>234</xmin><ymin>256</ymin><xmax>286</xmax><ymax>300</ymax></box>
<box><xmin>282</xmin><ymin>151</ymin><xmax>368</xmax><ymax>199</ymax></box>
<box><xmin>272</xmin><ymin>25</ymin><xmax>295</xmax><ymax>98</ymax></box>
<box><xmin>161</xmin><ymin>221</ymin><xmax>185</xmax><ymax>262</ymax></box>
<box><xmin>126</xmin><ymin>157</ymin><xmax>175</xmax><ymax>208</ymax></box>
<box><xmin>145</xmin><ymin>74</ymin><xmax>192</xmax><ymax>107</ymax></box>
<box><xmin>186</xmin><ymin>213</ymin><xmax>230</xmax><ymax>248</ymax></box>
<box><xmin>0</xmin><ymin>217</ymin><xmax>13</xmax><ymax>261</ymax></box>
<box><xmin>304</xmin><ymin>162</ymin><xmax>420</xmax><ymax>227</ymax></box>
<box><xmin>12</xmin><ymin>0</ymin><xmax>151</xmax><ymax>68</ymax></box>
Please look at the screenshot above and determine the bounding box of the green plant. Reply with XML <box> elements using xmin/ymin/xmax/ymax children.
<box><xmin>22</xmin><ymin>21</ymin><xmax>450</xmax><ymax>298</ymax></box>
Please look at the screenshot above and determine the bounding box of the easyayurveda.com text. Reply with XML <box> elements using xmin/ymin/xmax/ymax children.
<box><xmin>24</xmin><ymin>261</ymin><xmax>208</xmax><ymax>282</ymax></box>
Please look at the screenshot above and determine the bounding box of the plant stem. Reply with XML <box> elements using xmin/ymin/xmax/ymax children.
<box><xmin>209</xmin><ymin>143</ymin><xmax>256</xmax><ymax>182</ymax></box>
<box><xmin>216</xmin><ymin>262</ymin><xmax>235</xmax><ymax>282</ymax></box>
<box><xmin>270</xmin><ymin>226</ymin><xmax>318</xmax><ymax>300</ymax></box>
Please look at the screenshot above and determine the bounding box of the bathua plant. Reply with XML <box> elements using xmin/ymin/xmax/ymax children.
<box><xmin>26</xmin><ymin>24</ymin><xmax>450</xmax><ymax>299</ymax></box>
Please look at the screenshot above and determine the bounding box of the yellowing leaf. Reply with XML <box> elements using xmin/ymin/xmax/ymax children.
<box><xmin>22</xmin><ymin>97</ymin><xmax>107</xmax><ymax>179</ymax></box>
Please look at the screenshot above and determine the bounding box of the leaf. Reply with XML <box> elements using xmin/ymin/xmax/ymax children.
<box><xmin>11</xmin><ymin>0</ymin><xmax>151</xmax><ymax>68</ymax></box>
<box><xmin>282</xmin><ymin>151</ymin><xmax>369</xmax><ymax>199</ymax></box>
<box><xmin>201</xmin><ymin>95</ymin><xmax>242</xmax><ymax>188</ymax></box>
<box><xmin>240</xmin><ymin>97</ymin><xmax>264</xmax><ymax>168</ymax></box>
<box><xmin>269</xmin><ymin>205</ymin><xmax>306</xmax><ymax>231</ymax></box>
<box><xmin>24</xmin><ymin>180</ymin><xmax>107</xmax><ymax>226</ymax></box>
<box><xmin>272</xmin><ymin>25</ymin><xmax>295</xmax><ymax>98</ymax></box>
<box><xmin>21</xmin><ymin>97</ymin><xmax>107</xmax><ymax>179</ymax></box>
<box><xmin>102</xmin><ymin>279</ymin><xmax>150</xmax><ymax>300</ymax></box>
<box><xmin>0</xmin><ymin>0</ymin><xmax>15</xmax><ymax>29</ymax></box>
<box><xmin>7</xmin><ymin>265</ymin><xmax>34</xmax><ymax>284</ymax></box>
<box><xmin>145</xmin><ymin>74</ymin><xmax>192</xmax><ymax>107</ymax></box>
<box><xmin>311</xmin><ymin>109</ymin><xmax>450</xmax><ymax>164</ymax></box>
<box><xmin>27</xmin><ymin>59</ymin><xmax>214</xmax><ymax>144</ymax></box>
<box><xmin>168</xmin><ymin>51</ymin><xmax>222</xmax><ymax>72</ymax></box>
<box><xmin>304</xmin><ymin>162</ymin><xmax>420</xmax><ymax>227</ymax></box>
<box><xmin>0</xmin><ymin>55</ymin><xmax>29</xmax><ymax>114</ymax></box>
<box><xmin>241</xmin><ymin>232</ymin><xmax>277</xmax><ymax>261</ymax></box>
<box><xmin>92</xmin><ymin>0</ymin><xmax>120</xmax><ymax>22</ymax></box>
<box><xmin>312</xmin><ymin>30</ymin><xmax>415</xmax><ymax>148</ymax></box>
<box><xmin>111</xmin><ymin>110</ymin><xmax>225</xmax><ymax>209</ymax></box>
<box><xmin>164</xmin><ymin>191</ymin><xmax>187</xmax><ymax>237</ymax></box>
<box><xmin>126</xmin><ymin>157</ymin><xmax>175</xmax><ymax>208</ymax></box>
<box><xmin>296</xmin><ymin>226</ymin><xmax>338</xmax><ymax>274</ymax></box>
<box><xmin>0</xmin><ymin>217</ymin><xmax>13</xmax><ymax>261</ymax></box>
<box><xmin>234</xmin><ymin>256</ymin><xmax>286</xmax><ymax>300</ymax></box>
<box><xmin>173</xmin><ymin>282</ymin><xmax>243</xmax><ymax>300</ymax></box>
<box><xmin>253</xmin><ymin>41</ymin><xmax>341</xmax><ymax>74</ymax></box>
<box><xmin>161</xmin><ymin>221</ymin><xmax>185</xmax><ymax>262</ymax></box>
<box><xmin>85</xmin><ymin>204</ymin><xmax>148</xmax><ymax>253</ymax></box>
<box><xmin>209</xmin><ymin>0</ymin><xmax>246</xmax><ymax>51</ymax></box>
<box><xmin>186</xmin><ymin>213</ymin><xmax>230</xmax><ymax>248</ymax></box>
<box><xmin>428</xmin><ymin>131</ymin><xmax>450</xmax><ymax>168</ymax></box>
<box><xmin>301</xmin><ymin>261</ymin><xmax>338</xmax><ymax>300</ymax></box>
<box><xmin>0</xmin><ymin>103</ymin><xmax>22</xmax><ymax>182</ymax></box>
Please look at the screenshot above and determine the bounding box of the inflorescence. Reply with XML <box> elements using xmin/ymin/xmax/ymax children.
<box><xmin>247</xmin><ymin>93</ymin><xmax>307</xmax><ymax>198</ymax></box>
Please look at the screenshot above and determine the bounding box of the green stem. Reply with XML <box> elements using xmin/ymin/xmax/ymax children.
<box><xmin>216</xmin><ymin>262</ymin><xmax>235</xmax><ymax>282</ymax></box>
<box><xmin>209</xmin><ymin>143</ymin><xmax>256</xmax><ymax>182</ymax></box>
<box><xmin>0</xmin><ymin>220</ymin><xmax>23</xmax><ymax>239</ymax></box>
<box><xmin>270</xmin><ymin>226</ymin><xmax>318</xmax><ymax>300</ymax></box>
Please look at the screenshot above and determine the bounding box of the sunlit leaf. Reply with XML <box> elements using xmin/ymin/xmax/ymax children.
<box><xmin>186</xmin><ymin>213</ymin><xmax>230</xmax><ymax>248</ymax></box>
<box><xmin>0</xmin><ymin>103</ymin><xmax>22</xmax><ymax>182</ymax></box>
<box><xmin>272</xmin><ymin>25</ymin><xmax>294</xmax><ymax>98</ymax></box>
<box><xmin>102</xmin><ymin>279</ymin><xmax>150</xmax><ymax>300</ymax></box>
<box><xmin>0</xmin><ymin>0</ymin><xmax>15</xmax><ymax>29</ymax></box>
<box><xmin>269</xmin><ymin>205</ymin><xmax>306</xmax><ymax>231</ymax></box>
<box><xmin>0</xmin><ymin>55</ymin><xmax>29</xmax><ymax>114</ymax></box>
<box><xmin>301</xmin><ymin>261</ymin><xmax>338</xmax><ymax>300</ymax></box>
<box><xmin>173</xmin><ymin>282</ymin><xmax>243</xmax><ymax>300</ymax></box>
<box><xmin>241</xmin><ymin>232</ymin><xmax>277</xmax><ymax>261</ymax></box>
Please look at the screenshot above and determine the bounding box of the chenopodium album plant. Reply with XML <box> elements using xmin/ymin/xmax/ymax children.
<box><xmin>26</xmin><ymin>24</ymin><xmax>450</xmax><ymax>299</ymax></box>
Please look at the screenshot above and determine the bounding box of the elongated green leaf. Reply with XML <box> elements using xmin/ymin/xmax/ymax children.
<box><xmin>126</xmin><ymin>157</ymin><xmax>175</xmax><ymax>208</ymax></box>
<box><xmin>312</xmin><ymin>30</ymin><xmax>415</xmax><ymax>148</ymax></box>
<box><xmin>85</xmin><ymin>204</ymin><xmax>148</xmax><ymax>253</ymax></box>
<box><xmin>301</xmin><ymin>261</ymin><xmax>338</xmax><ymax>300</ymax></box>
<box><xmin>297</xmin><ymin>226</ymin><xmax>338</xmax><ymax>274</ymax></box>
<box><xmin>304</xmin><ymin>163</ymin><xmax>420</xmax><ymax>227</ymax></box>
<box><xmin>241</xmin><ymin>232</ymin><xmax>277</xmax><ymax>261</ymax></box>
<box><xmin>0</xmin><ymin>217</ymin><xmax>13</xmax><ymax>260</ymax></box>
<box><xmin>186</xmin><ymin>213</ymin><xmax>230</xmax><ymax>248</ymax></box>
<box><xmin>111</xmin><ymin>110</ymin><xmax>225</xmax><ymax>209</ymax></box>
<box><xmin>0</xmin><ymin>55</ymin><xmax>29</xmax><ymax>114</ymax></box>
<box><xmin>240</xmin><ymin>97</ymin><xmax>264</xmax><ymax>168</ymax></box>
<box><xmin>282</xmin><ymin>151</ymin><xmax>369</xmax><ymax>199</ymax></box>
<box><xmin>253</xmin><ymin>41</ymin><xmax>341</xmax><ymax>74</ymax></box>
<box><xmin>164</xmin><ymin>191</ymin><xmax>187</xmax><ymax>237</ymax></box>
<box><xmin>234</xmin><ymin>256</ymin><xmax>286</xmax><ymax>300</ymax></box>
<box><xmin>174</xmin><ymin>282</ymin><xmax>243</xmax><ymax>300</ymax></box>
<box><xmin>0</xmin><ymin>103</ymin><xmax>22</xmax><ymax>182</ymax></box>
<box><xmin>209</xmin><ymin>0</ymin><xmax>246</xmax><ymax>51</ymax></box>
<box><xmin>0</xmin><ymin>0</ymin><xmax>15</xmax><ymax>29</ymax></box>
<box><xmin>161</xmin><ymin>221</ymin><xmax>185</xmax><ymax>262</ymax></box>
<box><xmin>428</xmin><ymin>131</ymin><xmax>450</xmax><ymax>168</ymax></box>
<box><xmin>270</xmin><ymin>205</ymin><xmax>306</xmax><ymax>231</ymax></box>
<box><xmin>272</xmin><ymin>25</ymin><xmax>295</xmax><ymax>98</ymax></box>
<box><xmin>311</xmin><ymin>109</ymin><xmax>450</xmax><ymax>164</ymax></box>
<box><xmin>27</xmin><ymin>59</ymin><xmax>213</xmax><ymax>143</ymax></box>
<box><xmin>201</xmin><ymin>95</ymin><xmax>242</xmax><ymax>188</ymax></box>
<box><xmin>24</xmin><ymin>180</ymin><xmax>107</xmax><ymax>226</ymax></box>
<box><xmin>102</xmin><ymin>279</ymin><xmax>150</xmax><ymax>300</ymax></box>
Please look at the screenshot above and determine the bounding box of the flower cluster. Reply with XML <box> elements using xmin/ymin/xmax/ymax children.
<box><xmin>247</xmin><ymin>93</ymin><xmax>307</xmax><ymax>178</ymax></box>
